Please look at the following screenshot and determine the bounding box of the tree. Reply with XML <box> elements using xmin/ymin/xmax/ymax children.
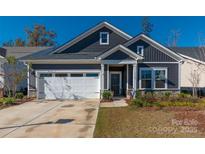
<box><xmin>15</xmin><ymin>38</ymin><xmax>25</xmax><ymax>46</ymax></box>
<box><xmin>2</xmin><ymin>56</ymin><xmax>27</xmax><ymax>97</ymax></box>
<box><xmin>141</xmin><ymin>16</ymin><xmax>154</xmax><ymax>36</ymax></box>
<box><xmin>3</xmin><ymin>38</ymin><xmax>25</xmax><ymax>47</ymax></box>
<box><xmin>188</xmin><ymin>63</ymin><xmax>205</xmax><ymax>97</ymax></box>
<box><xmin>3</xmin><ymin>40</ymin><xmax>15</xmax><ymax>47</ymax></box>
<box><xmin>167</xmin><ymin>29</ymin><xmax>181</xmax><ymax>47</ymax></box>
<box><xmin>25</xmin><ymin>24</ymin><xmax>56</xmax><ymax>47</ymax></box>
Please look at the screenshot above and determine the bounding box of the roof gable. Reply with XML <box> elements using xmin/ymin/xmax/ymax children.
<box><xmin>124</xmin><ymin>34</ymin><xmax>183</xmax><ymax>62</ymax></box>
<box><xmin>98</xmin><ymin>45</ymin><xmax>143</xmax><ymax>60</ymax></box>
<box><xmin>51</xmin><ymin>22</ymin><xmax>132</xmax><ymax>54</ymax></box>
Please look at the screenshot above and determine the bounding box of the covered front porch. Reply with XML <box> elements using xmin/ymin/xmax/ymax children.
<box><xmin>100</xmin><ymin>62</ymin><xmax>138</xmax><ymax>97</ymax></box>
<box><xmin>97</xmin><ymin>44</ymin><xmax>143</xmax><ymax>98</ymax></box>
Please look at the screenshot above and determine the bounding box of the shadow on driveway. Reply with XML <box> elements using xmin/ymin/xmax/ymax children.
<box><xmin>0</xmin><ymin>119</ymin><xmax>75</xmax><ymax>130</ymax></box>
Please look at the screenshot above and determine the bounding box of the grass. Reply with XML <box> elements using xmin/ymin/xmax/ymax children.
<box><xmin>94</xmin><ymin>106</ymin><xmax>205</xmax><ymax>138</ymax></box>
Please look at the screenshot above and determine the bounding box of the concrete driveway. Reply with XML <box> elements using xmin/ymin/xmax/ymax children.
<box><xmin>0</xmin><ymin>99</ymin><xmax>99</xmax><ymax>138</ymax></box>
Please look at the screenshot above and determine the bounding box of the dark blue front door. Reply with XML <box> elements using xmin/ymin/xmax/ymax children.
<box><xmin>110</xmin><ymin>73</ymin><xmax>120</xmax><ymax>96</ymax></box>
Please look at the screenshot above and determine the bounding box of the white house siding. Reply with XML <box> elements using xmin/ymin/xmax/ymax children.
<box><xmin>181</xmin><ymin>59</ymin><xmax>205</xmax><ymax>89</ymax></box>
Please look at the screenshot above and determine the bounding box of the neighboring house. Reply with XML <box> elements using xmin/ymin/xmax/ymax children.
<box><xmin>0</xmin><ymin>47</ymin><xmax>51</xmax><ymax>93</ymax></box>
<box><xmin>170</xmin><ymin>47</ymin><xmax>205</xmax><ymax>95</ymax></box>
<box><xmin>19</xmin><ymin>21</ymin><xmax>205</xmax><ymax>100</ymax></box>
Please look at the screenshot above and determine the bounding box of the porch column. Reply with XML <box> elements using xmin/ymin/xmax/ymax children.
<box><xmin>133</xmin><ymin>63</ymin><xmax>137</xmax><ymax>90</ymax></box>
<box><xmin>101</xmin><ymin>64</ymin><xmax>104</xmax><ymax>91</ymax></box>
<box><xmin>107</xmin><ymin>64</ymin><xmax>109</xmax><ymax>90</ymax></box>
<box><xmin>126</xmin><ymin>64</ymin><xmax>129</xmax><ymax>96</ymax></box>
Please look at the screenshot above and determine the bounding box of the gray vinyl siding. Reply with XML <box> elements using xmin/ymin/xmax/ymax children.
<box><xmin>127</xmin><ymin>40</ymin><xmax>177</xmax><ymax>62</ymax></box>
<box><xmin>60</xmin><ymin>27</ymin><xmax>128</xmax><ymax>54</ymax></box>
<box><xmin>104</xmin><ymin>50</ymin><xmax>134</xmax><ymax>60</ymax></box>
<box><xmin>137</xmin><ymin>63</ymin><xmax>179</xmax><ymax>89</ymax></box>
<box><xmin>128</xmin><ymin>64</ymin><xmax>133</xmax><ymax>89</ymax></box>
<box><xmin>32</xmin><ymin>64</ymin><xmax>101</xmax><ymax>70</ymax></box>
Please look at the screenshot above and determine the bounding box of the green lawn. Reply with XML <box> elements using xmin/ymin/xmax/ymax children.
<box><xmin>94</xmin><ymin>107</ymin><xmax>205</xmax><ymax>138</ymax></box>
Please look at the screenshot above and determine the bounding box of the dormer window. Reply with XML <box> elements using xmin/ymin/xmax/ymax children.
<box><xmin>100</xmin><ymin>32</ymin><xmax>109</xmax><ymax>45</ymax></box>
<box><xmin>137</xmin><ymin>46</ymin><xmax>144</xmax><ymax>56</ymax></box>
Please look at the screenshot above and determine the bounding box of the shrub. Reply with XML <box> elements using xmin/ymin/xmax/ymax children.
<box><xmin>3</xmin><ymin>97</ymin><xmax>16</xmax><ymax>105</ymax></box>
<box><xmin>142</xmin><ymin>92</ymin><xmax>159</xmax><ymax>103</ymax></box>
<box><xmin>164</xmin><ymin>92</ymin><xmax>171</xmax><ymax>98</ymax></box>
<box><xmin>0</xmin><ymin>98</ymin><xmax>4</xmax><ymax>103</ymax></box>
<box><xmin>159</xmin><ymin>101</ymin><xmax>195</xmax><ymax>107</ymax></box>
<box><xmin>135</xmin><ymin>91</ymin><xmax>142</xmax><ymax>99</ymax></box>
<box><xmin>102</xmin><ymin>90</ymin><xmax>113</xmax><ymax>100</ymax></box>
<box><xmin>188</xmin><ymin>96</ymin><xmax>200</xmax><ymax>103</ymax></box>
<box><xmin>178</xmin><ymin>92</ymin><xmax>191</xmax><ymax>99</ymax></box>
<box><xmin>15</xmin><ymin>92</ymin><xmax>24</xmax><ymax>99</ymax></box>
<box><xmin>131</xmin><ymin>98</ymin><xmax>144</xmax><ymax>107</ymax></box>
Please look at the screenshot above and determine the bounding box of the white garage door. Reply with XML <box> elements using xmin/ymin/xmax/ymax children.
<box><xmin>38</xmin><ymin>72</ymin><xmax>100</xmax><ymax>100</ymax></box>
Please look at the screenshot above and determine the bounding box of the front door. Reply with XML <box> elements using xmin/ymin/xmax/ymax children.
<box><xmin>110</xmin><ymin>72</ymin><xmax>121</xmax><ymax>96</ymax></box>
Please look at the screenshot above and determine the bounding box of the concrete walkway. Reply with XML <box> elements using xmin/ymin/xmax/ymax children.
<box><xmin>100</xmin><ymin>98</ymin><xmax>128</xmax><ymax>107</ymax></box>
<box><xmin>0</xmin><ymin>99</ymin><xmax>99</xmax><ymax>138</ymax></box>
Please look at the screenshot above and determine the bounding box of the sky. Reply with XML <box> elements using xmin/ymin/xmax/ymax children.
<box><xmin>0</xmin><ymin>16</ymin><xmax>205</xmax><ymax>47</ymax></box>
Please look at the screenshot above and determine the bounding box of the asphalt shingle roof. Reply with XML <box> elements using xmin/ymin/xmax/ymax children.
<box><xmin>20</xmin><ymin>46</ymin><xmax>205</xmax><ymax>62</ymax></box>
<box><xmin>3</xmin><ymin>47</ymin><xmax>51</xmax><ymax>59</ymax></box>
<box><xmin>20</xmin><ymin>48</ymin><xmax>101</xmax><ymax>60</ymax></box>
<box><xmin>170</xmin><ymin>47</ymin><xmax>205</xmax><ymax>62</ymax></box>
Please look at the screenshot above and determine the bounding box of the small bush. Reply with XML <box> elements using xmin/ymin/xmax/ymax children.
<box><xmin>142</xmin><ymin>92</ymin><xmax>159</xmax><ymax>103</ymax></box>
<box><xmin>159</xmin><ymin>101</ymin><xmax>195</xmax><ymax>107</ymax></box>
<box><xmin>131</xmin><ymin>98</ymin><xmax>144</xmax><ymax>107</ymax></box>
<box><xmin>15</xmin><ymin>92</ymin><xmax>24</xmax><ymax>99</ymax></box>
<box><xmin>135</xmin><ymin>91</ymin><xmax>142</xmax><ymax>99</ymax></box>
<box><xmin>0</xmin><ymin>98</ymin><xmax>4</xmax><ymax>104</ymax></box>
<box><xmin>3</xmin><ymin>97</ymin><xmax>16</xmax><ymax>105</ymax></box>
<box><xmin>164</xmin><ymin>92</ymin><xmax>171</xmax><ymax>98</ymax></box>
<box><xmin>102</xmin><ymin>90</ymin><xmax>113</xmax><ymax>101</ymax></box>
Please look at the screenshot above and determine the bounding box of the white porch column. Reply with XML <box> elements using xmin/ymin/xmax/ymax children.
<box><xmin>101</xmin><ymin>64</ymin><xmax>104</xmax><ymax>91</ymax></box>
<box><xmin>126</xmin><ymin>64</ymin><xmax>129</xmax><ymax>95</ymax></box>
<box><xmin>107</xmin><ymin>64</ymin><xmax>109</xmax><ymax>90</ymax></box>
<box><xmin>133</xmin><ymin>63</ymin><xmax>137</xmax><ymax>90</ymax></box>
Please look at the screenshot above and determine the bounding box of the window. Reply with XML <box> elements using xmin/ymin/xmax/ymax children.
<box><xmin>140</xmin><ymin>68</ymin><xmax>167</xmax><ymax>89</ymax></box>
<box><xmin>55</xmin><ymin>73</ymin><xmax>68</xmax><ymax>77</ymax></box>
<box><xmin>40</xmin><ymin>73</ymin><xmax>52</xmax><ymax>78</ymax></box>
<box><xmin>100</xmin><ymin>32</ymin><xmax>109</xmax><ymax>45</ymax></box>
<box><xmin>154</xmin><ymin>69</ymin><xmax>166</xmax><ymax>89</ymax></box>
<box><xmin>70</xmin><ymin>73</ymin><xmax>83</xmax><ymax>77</ymax></box>
<box><xmin>141</xmin><ymin>69</ymin><xmax>152</xmax><ymax>89</ymax></box>
<box><xmin>137</xmin><ymin>46</ymin><xmax>144</xmax><ymax>56</ymax></box>
<box><xmin>86</xmin><ymin>73</ymin><xmax>99</xmax><ymax>77</ymax></box>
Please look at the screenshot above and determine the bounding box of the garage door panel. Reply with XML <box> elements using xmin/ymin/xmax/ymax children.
<box><xmin>38</xmin><ymin>73</ymin><xmax>100</xmax><ymax>100</ymax></box>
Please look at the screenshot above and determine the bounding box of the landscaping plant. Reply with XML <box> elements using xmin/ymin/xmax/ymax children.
<box><xmin>130</xmin><ymin>91</ymin><xmax>205</xmax><ymax>108</ymax></box>
<box><xmin>15</xmin><ymin>92</ymin><xmax>24</xmax><ymax>99</ymax></box>
<box><xmin>2</xmin><ymin>97</ymin><xmax>16</xmax><ymax>105</ymax></box>
<box><xmin>102</xmin><ymin>90</ymin><xmax>113</xmax><ymax>101</ymax></box>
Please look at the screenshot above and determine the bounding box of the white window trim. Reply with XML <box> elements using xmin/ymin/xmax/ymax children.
<box><xmin>139</xmin><ymin>68</ymin><xmax>152</xmax><ymax>90</ymax></box>
<box><xmin>137</xmin><ymin>46</ymin><xmax>144</xmax><ymax>56</ymax></box>
<box><xmin>153</xmin><ymin>68</ymin><xmax>168</xmax><ymax>90</ymax></box>
<box><xmin>139</xmin><ymin>67</ymin><xmax>168</xmax><ymax>90</ymax></box>
<box><xmin>100</xmin><ymin>32</ymin><xmax>109</xmax><ymax>45</ymax></box>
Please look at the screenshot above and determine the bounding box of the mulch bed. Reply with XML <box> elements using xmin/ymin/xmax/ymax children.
<box><xmin>0</xmin><ymin>97</ymin><xmax>35</xmax><ymax>110</ymax></box>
